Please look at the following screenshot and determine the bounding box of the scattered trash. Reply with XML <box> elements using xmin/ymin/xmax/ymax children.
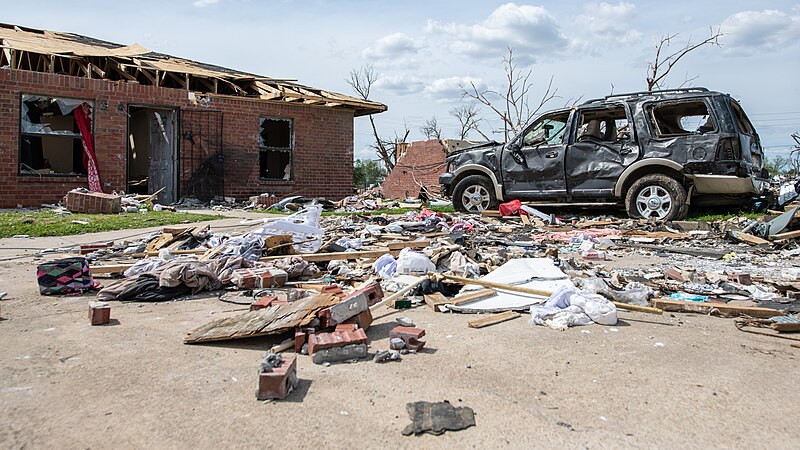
<box><xmin>401</xmin><ymin>400</ymin><xmax>476</xmax><ymax>436</ymax></box>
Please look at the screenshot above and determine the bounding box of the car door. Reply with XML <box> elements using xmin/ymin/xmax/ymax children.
<box><xmin>501</xmin><ymin>110</ymin><xmax>571</xmax><ymax>198</ymax></box>
<box><xmin>566</xmin><ymin>105</ymin><xmax>639</xmax><ymax>197</ymax></box>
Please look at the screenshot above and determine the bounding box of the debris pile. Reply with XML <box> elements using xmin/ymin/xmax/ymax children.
<box><xmin>31</xmin><ymin>199</ymin><xmax>800</xmax><ymax>429</ymax></box>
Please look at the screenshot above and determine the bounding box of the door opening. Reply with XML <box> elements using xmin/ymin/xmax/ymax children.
<box><xmin>127</xmin><ymin>106</ymin><xmax>178</xmax><ymax>204</ymax></box>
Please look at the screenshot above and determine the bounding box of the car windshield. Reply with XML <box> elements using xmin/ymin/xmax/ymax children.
<box><xmin>522</xmin><ymin>112</ymin><xmax>569</xmax><ymax>146</ymax></box>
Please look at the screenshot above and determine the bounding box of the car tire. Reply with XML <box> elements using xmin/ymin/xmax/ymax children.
<box><xmin>453</xmin><ymin>175</ymin><xmax>498</xmax><ymax>213</ymax></box>
<box><xmin>625</xmin><ymin>174</ymin><xmax>688</xmax><ymax>221</ymax></box>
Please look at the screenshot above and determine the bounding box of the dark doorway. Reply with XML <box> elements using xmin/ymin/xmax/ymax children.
<box><xmin>127</xmin><ymin>106</ymin><xmax>178</xmax><ymax>204</ymax></box>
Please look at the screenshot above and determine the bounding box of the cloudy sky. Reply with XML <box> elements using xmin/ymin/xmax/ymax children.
<box><xmin>4</xmin><ymin>1</ymin><xmax>799</xmax><ymax>161</ymax></box>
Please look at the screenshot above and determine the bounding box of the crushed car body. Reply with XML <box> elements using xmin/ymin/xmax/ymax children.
<box><xmin>440</xmin><ymin>88</ymin><xmax>769</xmax><ymax>220</ymax></box>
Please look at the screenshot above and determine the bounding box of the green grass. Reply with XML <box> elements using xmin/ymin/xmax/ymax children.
<box><xmin>0</xmin><ymin>210</ymin><xmax>225</xmax><ymax>238</ymax></box>
<box><xmin>684</xmin><ymin>211</ymin><xmax>763</xmax><ymax>222</ymax></box>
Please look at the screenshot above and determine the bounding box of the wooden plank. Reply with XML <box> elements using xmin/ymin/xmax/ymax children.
<box><xmin>424</xmin><ymin>292</ymin><xmax>450</xmax><ymax>312</ymax></box>
<box><xmin>451</xmin><ymin>289</ymin><xmax>497</xmax><ymax>306</ymax></box>
<box><xmin>261</xmin><ymin>248</ymin><xmax>390</xmax><ymax>262</ymax></box>
<box><xmin>772</xmin><ymin>322</ymin><xmax>800</xmax><ymax>332</ymax></box>
<box><xmin>386</xmin><ymin>241</ymin><xmax>430</xmax><ymax>251</ymax></box>
<box><xmin>652</xmin><ymin>298</ymin><xmax>785</xmax><ymax>319</ymax></box>
<box><xmin>468</xmin><ymin>311</ymin><xmax>521</xmax><ymax>328</ymax></box>
<box><xmin>90</xmin><ymin>264</ymin><xmax>134</xmax><ymax>274</ymax></box>
<box><xmin>519</xmin><ymin>214</ymin><xmax>531</xmax><ymax>225</ymax></box>
<box><xmin>729</xmin><ymin>231</ymin><xmax>770</xmax><ymax>246</ymax></box>
<box><xmin>184</xmin><ymin>294</ymin><xmax>339</xmax><ymax>343</ymax></box>
<box><xmin>772</xmin><ymin>229</ymin><xmax>800</xmax><ymax>240</ymax></box>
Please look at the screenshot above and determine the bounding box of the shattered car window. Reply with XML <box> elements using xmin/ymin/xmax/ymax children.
<box><xmin>576</xmin><ymin>107</ymin><xmax>629</xmax><ymax>142</ymax></box>
<box><xmin>730</xmin><ymin>100</ymin><xmax>756</xmax><ymax>135</ymax></box>
<box><xmin>648</xmin><ymin>100</ymin><xmax>715</xmax><ymax>137</ymax></box>
<box><xmin>522</xmin><ymin>112</ymin><xmax>569</xmax><ymax>146</ymax></box>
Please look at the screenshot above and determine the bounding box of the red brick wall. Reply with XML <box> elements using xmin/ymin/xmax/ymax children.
<box><xmin>0</xmin><ymin>68</ymin><xmax>355</xmax><ymax>207</ymax></box>
<box><xmin>380</xmin><ymin>140</ymin><xmax>446</xmax><ymax>199</ymax></box>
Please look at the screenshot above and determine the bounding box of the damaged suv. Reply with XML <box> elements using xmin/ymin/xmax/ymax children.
<box><xmin>439</xmin><ymin>88</ymin><xmax>768</xmax><ymax>220</ymax></box>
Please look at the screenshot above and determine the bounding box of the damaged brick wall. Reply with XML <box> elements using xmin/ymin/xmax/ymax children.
<box><xmin>0</xmin><ymin>68</ymin><xmax>355</xmax><ymax>207</ymax></box>
<box><xmin>380</xmin><ymin>139</ymin><xmax>447</xmax><ymax>200</ymax></box>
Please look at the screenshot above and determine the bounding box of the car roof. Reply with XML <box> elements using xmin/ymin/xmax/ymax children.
<box><xmin>580</xmin><ymin>87</ymin><xmax>725</xmax><ymax>107</ymax></box>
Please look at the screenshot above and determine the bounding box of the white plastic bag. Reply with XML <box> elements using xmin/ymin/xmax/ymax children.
<box><xmin>395</xmin><ymin>248</ymin><xmax>436</xmax><ymax>276</ymax></box>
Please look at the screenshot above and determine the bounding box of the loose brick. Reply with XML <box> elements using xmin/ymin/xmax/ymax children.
<box><xmin>343</xmin><ymin>308</ymin><xmax>373</xmax><ymax>331</ymax></box>
<box><xmin>256</xmin><ymin>355</ymin><xmax>297</xmax><ymax>400</ymax></box>
<box><xmin>64</xmin><ymin>190</ymin><xmax>121</xmax><ymax>214</ymax></box>
<box><xmin>728</xmin><ymin>273</ymin><xmax>752</xmax><ymax>285</ymax></box>
<box><xmin>311</xmin><ymin>343</ymin><xmax>368</xmax><ymax>365</ymax></box>
<box><xmin>344</xmin><ymin>281</ymin><xmax>384</xmax><ymax>306</ymax></box>
<box><xmin>389</xmin><ymin>326</ymin><xmax>426</xmax><ymax>351</ymax></box>
<box><xmin>307</xmin><ymin>328</ymin><xmax>368</xmax><ymax>354</ymax></box>
<box><xmin>88</xmin><ymin>301</ymin><xmax>110</xmax><ymax>325</ymax></box>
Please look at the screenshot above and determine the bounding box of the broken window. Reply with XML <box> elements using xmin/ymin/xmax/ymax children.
<box><xmin>730</xmin><ymin>100</ymin><xmax>755</xmax><ymax>135</ymax></box>
<box><xmin>647</xmin><ymin>100</ymin><xmax>715</xmax><ymax>137</ymax></box>
<box><xmin>576</xmin><ymin>107</ymin><xmax>629</xmax><ymax>142</ymax></box>
<box><xmin>259</xmin><ymin>117</ymin><xmax>292</xmax><ymax>180</ymax></box>
<box><xmin>522</xmin><ymin>111</ymin><xmax>569</xmax><ymax>146</ymax></box>
<box><xmin>19</xmin><ymin>95</ymin><xmax>93</xmax><ymax>176</ymax></box>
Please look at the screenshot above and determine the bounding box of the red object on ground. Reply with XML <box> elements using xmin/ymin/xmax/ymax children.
<box><xmin>499</xmin><ymin>199</ymin><xmax>523</xmax><ymax>217</ymax></box>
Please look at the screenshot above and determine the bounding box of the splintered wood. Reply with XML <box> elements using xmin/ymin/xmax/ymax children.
<box><xmin>467</xmin><ymin>311</ymin><xmax>521</xmax><ymax>328</ymax></box>
<box><xmin>184</xmin><ymin>294</ymin><xmax>339</xmax><ymax>344</ymax></box>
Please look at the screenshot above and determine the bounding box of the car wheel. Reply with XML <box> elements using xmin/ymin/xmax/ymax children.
<box><xmin>625</xmin><ymin>174</ymin><xmax>688</xmax><ymax>220</ymax></box>
<box><xmin>453</xmin><ymin>175</ymin><xmax>498</xmax><ymax>213</ymax></box>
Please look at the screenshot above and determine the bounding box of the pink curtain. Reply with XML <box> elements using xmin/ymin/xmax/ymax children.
<box><xmin>74</xmin><ymin>102</ymin><xmax>102</xmax><ymax>192</ymax></box>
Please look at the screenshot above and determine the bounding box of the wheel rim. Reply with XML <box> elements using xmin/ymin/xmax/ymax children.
<box><xmin>461</xmin><ymin>184</ymin><xmax>491</xmax><ymax>212</ymax></box>
<box><xmin>635</xmin><ymin>185</ymin><xmax>672</xmax><ymax>219</ymax></box>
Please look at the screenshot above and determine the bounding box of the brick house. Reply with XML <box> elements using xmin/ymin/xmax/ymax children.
<box><xmin>0</xmin><ymin>24</ymin><xmax>386</xmax><ymax>207</ymax></box>
<box><xmin>380</xmin><ymin>139</ymin><xmax>447</xmax><ymax>200</ymax></box>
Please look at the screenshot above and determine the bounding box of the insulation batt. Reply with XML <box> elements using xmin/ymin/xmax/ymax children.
<box><xmin>530</xmin><ymin>285</ymin><xmax>617</xmax><ymax>331</ymax></box>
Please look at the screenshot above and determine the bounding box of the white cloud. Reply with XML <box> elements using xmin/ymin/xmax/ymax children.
<box><xmin>192</xmin><ymin>0</ymin><xmax>219</xmax><ymax>7</ymax></box>
<box><xmin>577</xmin><ymin>1</ymin><xmax>642</xmax><ymax>44</ymax></box>
<box><xmin>721</xmin><ymin>9</ymin><xmax>800</xmax><ymax>54</ymax></box>
<box><xmin>424</xmin><ymin>76</ymin><xmax>486</xmax><ymax>103</ymax></box>
<box><xmin>427</xmin><ymin>3</ymin><xmax>568</xmax><ymax>64</ymax></box>
<box><xmin>374</xmin><ymin>74</ymin><xmax>426</xmax><ymax>96</ymax></box>
<box><xmin>362</xmin><ymin>32</ymin><xmax>424</xmax><ymax>60</ymax></box>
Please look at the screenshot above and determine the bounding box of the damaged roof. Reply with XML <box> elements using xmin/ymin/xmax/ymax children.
<box><xmin>0</xmin><ymin>23</ymin><xmax>387</xmax><ymax>117</ymax></box>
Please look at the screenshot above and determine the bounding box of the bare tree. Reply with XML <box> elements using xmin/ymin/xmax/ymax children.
<box><xmin>646</xmin><ymin>28</ymin><xmax>723</xmax><ymax>92</ymax></box>
<box><xmin>461</xmin><ymin>47</ymin><xmax>557</xmax><ymax>142</ymax></box>
<box><xmin>449</xmin><ymin>103</ymin><xmax>490</xmax><ymax>140</ymax></box>
<box><xmin>419</xmin><ymin>116</ymin><xmax>443</xmax><ymax>140</ymax></box>
<box><xmin>346</xmin><ymin>65</ymin><xmax>397</xmax><ymax>170</ymax></box>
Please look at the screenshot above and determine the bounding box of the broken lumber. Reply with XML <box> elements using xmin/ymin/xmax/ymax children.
<box><xmin>184</xmin><ymin>294</ymin><xmax>339</xmax><ymax>343</ymax></box>
<box><xmin>386</xmin><ymin>241</ymin><xmax>431</xmax><ymax>251</ymax></box>
<box><xmin>90</xmin><ymin>264</ymin><xmax>134</xmax><ymax>274</ymax></box>
<box><xmin>772</xmin><ymin>229</ymin><xmax>800</xmax><ymax>241</ymax></box>
<box><xmin>371</xmin><ymin>277</ymin><xmax>425</xmax><ymax>311</ymax></box>
<box><xmin>467</xmin><ymin>311</ymin><xmax>521</xmax><ymax>328</ymax></box>
<box><xmin>423</xmin><ymin>292</ymin><xmax>450</xmax><ymax>312</ymax></box>
<box><xmin>618</xmin><ymin>243</ymin><xmax>727</xmax><ymax>259</ymax></box>
<box><xmin>652</xmin><ymin>298</ymin><xmax>785</xmax><ymax>319</ymax></box>
<box><xmin>260</xmin><ymin>248</ymin><xmax>390</xmax><ymax>262</ymax></box>
<box><xmin>451</xmin><ymin>289</ymin><xmax>498</xmax><ymax>306</ymax></box>
<box><xmin>437</xmin><ymin>273</ymin><xmax>663</xmax><ymax>315</ymax></box>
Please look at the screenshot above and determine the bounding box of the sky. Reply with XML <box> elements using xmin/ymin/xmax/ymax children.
<box><xmin>3</xmin><ymin>0</ymin><xmax>799</xmax><ymax>161</ymax></box>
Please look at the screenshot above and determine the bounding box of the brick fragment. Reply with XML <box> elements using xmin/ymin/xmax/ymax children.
<box><xmin>727</xmin><ymin>273</ymin><xmax>752</xmax><ymax>285</ymax></box>
<box><xmin>308</xmin><ymin>328</ymin><xmax>368</xmax><ymax>354</ymax></box>
<box><xmin>389</xmin><ymin>326</ymin><xmax>426</xmax><ymax>351</ymax></box>
<box><xmin>321</xmin><ymin>284</ymin><xmax>345</xmax><ymax>298</ymax></box>
<box><xmin>343</xmin><ymin>308</ymin><xmax>373</xmax><ymax>331</ymax></box>
<box><xmin>311</xmin><ymin>343</ymin><xmax>368</xmax><ymax>365</ymax></box>
<box><xmin>251</xmin><ymin>295</ymin><xmax>288</xmax><ymax>311</ymax></box>
<box><xmin>88</xmin><ymin>301</ymin><xmax>110</xmax><ymax>325</ymax></box>
<box><xmin>344</xmin><ymin>281</ymin><xmax>384</xmax><ymax>306</ymax></box>
<box><xmin>256</xmin><ymin>356</ymin><xmax>297</xmax><ymax>400</ymax></box>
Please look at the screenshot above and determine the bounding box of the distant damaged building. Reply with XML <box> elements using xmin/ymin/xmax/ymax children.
<box><xmin>0</xmin><ymin>23</ymin><xmax>386</xmax><ymax>207</ymax></box>
<box><xmin>381</xmin><ymin>139</ymin><xmax>479</xmax><ymax>200</ymax></box>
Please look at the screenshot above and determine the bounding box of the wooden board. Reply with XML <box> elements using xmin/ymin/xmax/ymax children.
<box><xmin>772</xmin><ymin>229</ymin><xmax>800</xmax><ymax>240</ymax></box>
<box><xmin>467</xmin><ymin>311</ymin><xmax>521</xmax><ymax>328</ymax></box>
<box><xmin>652</xmin><ymin>298</ymin><xmax>785</xmax><ymax>319</ymax></box>
<box><xmin>386</xmin><ymin>241</ymin><xmax>431</xmax><ymax>251</ymax></box>
<box><xmin>90</xmin><ymin>264</ymin><xmax>134</xmax><ymax>274</ymax></box>
<box><xmin>519</xmin><ymin>214</ymin><xmax>531</xmax><ymax>225</ymax></box>
<box><xmin>424</xmin><ymin>292</ymin><xmax>450</xmax><ymax>312</ymax></box>
<box><xmin>184</xmin><ymin>294</ymin><xmax>339</xmax><ymax>343</ymax></box>
<box><xmin>451</xmin><ymin>289</ymin><xmax>498</xmax><ymax>306</ymax></box>
<box><xmin>260</xmin><ymin>248</ymin><xmax>390</xmax><ymax>262</ymax></box>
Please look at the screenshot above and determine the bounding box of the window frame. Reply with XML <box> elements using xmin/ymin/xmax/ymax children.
<box><xmin>573</xmin><ymin>104</ymin><xmax>631</xmax><ymax>143</ymax></box>
<box><xmin>519</xmin><ymin>110</ymin><xmax>571</xmax><ymax>147</ymax></box>
<box><xmin>258</xmin><ymin>116</ymin><xmax>294</xmax><ymax>181</ymax></box>
<box><xmin>18</xmin><ymin>93</ymin><xmax>94</xmax><ymax>178</ymax></box>
<box><xmin>644</xmin><ymin>98</ymin><xmax>718</xmax><ymax>139</ymax></box>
